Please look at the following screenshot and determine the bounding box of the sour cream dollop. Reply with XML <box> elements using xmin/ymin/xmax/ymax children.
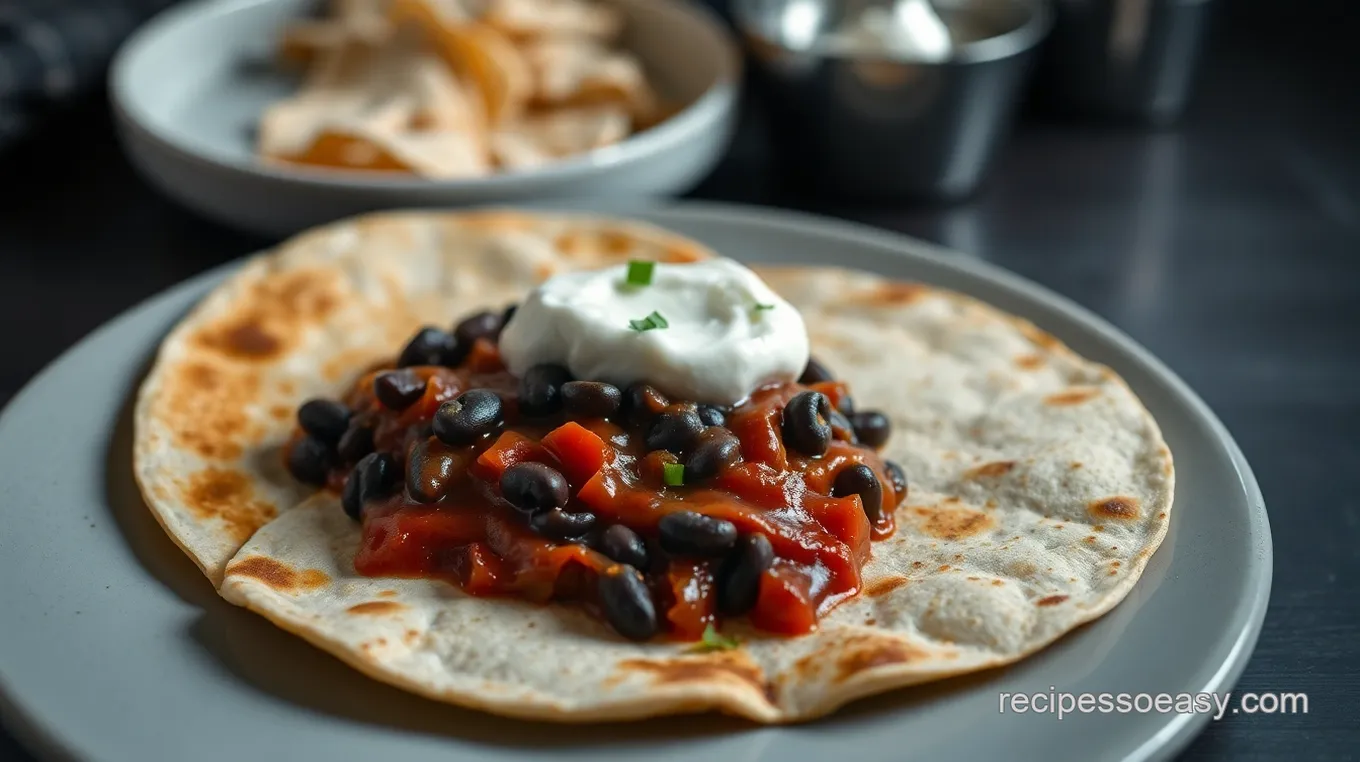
<box><xmin>498</xmin><ymin>259</ymin><xmax>810</xmax><ymax>405</ymax></box>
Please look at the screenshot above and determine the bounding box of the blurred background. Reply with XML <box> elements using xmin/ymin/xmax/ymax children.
<box><xmin>0</xmin><ymin>0</ymin><xmax>1356</xmax><ymax>759</ymax></box>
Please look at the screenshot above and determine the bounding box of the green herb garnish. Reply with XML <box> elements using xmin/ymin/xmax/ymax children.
<box><xmin>628</xmin><ymin>311</ymin><xmax>669</xmax><ymax>332</ymax></box>
<box><xmin>752</xmin><ymin>303</ymin><xmax>776</xmax><ymax>312</ymax></box>
<box><xmin>625</xmin><ymin>260</ymin><xmax>655</xmax><ymax>286</ymax></box>
<box><xmin>663</xmin><ymin>462</ymin><xmax>685</xmax><ymax>486</ymax></box>
<box><xmin>688</xmin><ymin>624</ymin><xmax>741</xmax><ymax>653</ymax></box>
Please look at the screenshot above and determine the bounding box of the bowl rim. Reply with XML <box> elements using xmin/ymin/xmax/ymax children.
<box><xmin>732</xmin><ymin>0</ymin><xmax>1052</xmax><ymax>65</ymax></box>
<box><xmin>109</xmin><ymin>0</ymin><xmax>742</xmax><ymax>191</ymax></box>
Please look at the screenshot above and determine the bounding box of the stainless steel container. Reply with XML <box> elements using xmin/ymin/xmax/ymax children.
<box><xmin>734</xmin><ymin>0</ymin><xmax>1051</xmax><ymax>200</ymax></box>
<box><xmin>1036</xmin><ymin>0</ymin><xmax>1213</xmax><ymax>124</ymax></box>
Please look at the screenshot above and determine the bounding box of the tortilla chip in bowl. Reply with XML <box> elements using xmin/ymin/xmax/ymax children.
<box><xmin>111</xmin><ymin>0</ymin><xmax>740</xmax><ymax>236</ymax></box>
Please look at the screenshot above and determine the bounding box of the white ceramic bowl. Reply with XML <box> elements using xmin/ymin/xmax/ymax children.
<box><xmin>111</xmin><ymin>0</ymin><xmax>741</xmax><ymax>237</ymax></box>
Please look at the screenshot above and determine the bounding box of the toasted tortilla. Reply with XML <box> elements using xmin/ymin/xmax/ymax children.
<box><xmin>135</xmin><ymin>211</ymin><xmax>1173</xmax><ymax>722</ymax></box>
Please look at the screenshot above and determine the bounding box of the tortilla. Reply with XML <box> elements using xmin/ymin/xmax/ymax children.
<box><xmin>135</xmin><ymin>210</ymin><xmax>1173</xmax><ymax>722</ymax></box>
<box><xmin>133</xmin><ymin>211</ymin><xmax>717</xmax><ymax>584</ymax></box>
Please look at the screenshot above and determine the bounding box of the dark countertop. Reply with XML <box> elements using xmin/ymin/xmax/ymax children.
<box><xmin>1</xmin><ymin>0</ymin><xmax>1356</xmax><ymax>759</ymax></box>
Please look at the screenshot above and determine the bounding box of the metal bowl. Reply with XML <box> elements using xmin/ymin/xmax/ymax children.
<box><xmin>735</xmin><ymin>0</ymin><xmax>1050</xmax><ymax>200</ymax></box>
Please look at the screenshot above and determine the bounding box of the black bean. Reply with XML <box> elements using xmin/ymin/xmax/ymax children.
<box><xmin>597</xmin><ymin>564</ymin><xmax>658</xmax><ymax>641</ymax></box>
<box><xmin>297</xmin><ymin>399</ymin><xmax>351</xmax><ymax>443</ymax></box>
<box><xmin>561</xmin><ymin>381</ymin><xmax>622</xmax><ymax>419</ymax></box>
<box><xmin>833</xmin><ymin>463</ymin><xmax>884</xmax><ymax>522</ymax></box>
<box><xmin>398</xmin><ymin>326</ymin><xmax>464</xmax><ymax>368</ymax></box>
<box><xmin>850</xmin><ymin>411</ymin><xmax>892</xmax><ymax>449</ymax></box>
<box><xmin>647</xmin><ymin>410</ymin><xmax>705</xmax><ymax>454</ymax></box>
<box><xmin>658</xmin><ymin>511</ymin><xmax>738</xmax><ymax>557</ymax></box>
<box><xmin>597</xmin><ymin>524</ymin><xmax>649</xmax><ymax>568</ymax></box>
<box><xmin>531</xmin><ymin>509</ymin><xmax>598</xmax><ymax>541</ymax></box>
<box><xmin>337</xmin><ymin>422</ymin><xmax>375</xmax><ymax>462</ymax></box>
<box><xmin>885</xmin><ymin>460</ymin><xmax>908</xmax><ymax>502</ymax></box>
<box><xmin>373</xmin><ymin>370</ymin><xmax>427</xmax><ymax>411</ymax></box>
<box><xmin>432</xmin><ymin>389</ymin><xmax>504</xmax><ymax>445</ymax></box>
<box><xmin>453</xmin><ymin>310</ymin><xmax>503</xmax><ymax>347</ymax></box>
<box><xmin>500</xmin><ymin>462</ymin><xmax>570</xmax><ymax>514</ymax></box>
<box><xmin>621</xmin><ymin>384</ymin><xmax>669</xmax><ymax>428</ymax></box>
<box><xmin>342</xmin><ymin>452</ymin><xmax>397</xmax><ymax>521</ymax></box>
<box><xmin>341</xmin><ymin>469</ymin><xmax>365</xmax><ymax>520</ymax></box>
<box><xmin>287</xmin><ymin>435</ymin><xmax>335</xmax><ymax>486</ymax></box>
<box><xmin>717</xmin><ymin>534</ymin><xmax>774</xmax><ymax>615</ymax></box>
<box><xmin>685</xmin><ymin>428</ymin><xmax>741</xmax><ymax>481</ymax></box>
<box><xmin>799</xmin><ymin>357</ymin><xmax>834</xmax><ymax>384</ymax></box>
<box><xmin>697</xmin><ymin>405</ymin><xmax>727</xmax><ymax>427</ymax></box>
<box><xmin>519</xmin><ymin>364</ymin><xmax>572</xmax><ymax>417</ymax></box>
<box><xmin>782</xmin><ymin>391</ymin><xmax>833</xmax><ymax>456</ymax></box>
<box><xmin>406</xmin><ymin>439</ymin><xmax>463</xmax><ymax>503</ymax></box>
<box><xmin>828</xmin><ymin>410</ymin><xmax>858</xmax><ymax>444</ymax></box>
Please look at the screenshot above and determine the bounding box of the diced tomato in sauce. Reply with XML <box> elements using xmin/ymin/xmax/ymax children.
<box><xmin>307</xmin><ymin>345</ymin><xmax>899</xmax><ymax>640</ymax></box>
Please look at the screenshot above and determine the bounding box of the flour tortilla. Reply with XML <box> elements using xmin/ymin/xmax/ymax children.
<box><xmin>135</xmin><ymin>210</ymin><xmax>1173</xmax><ymax>722</ymax></box>
<box><xmin>133</xmin><ymin>211</ymin><xmax>717</xmax><ymax>584</ymax></box>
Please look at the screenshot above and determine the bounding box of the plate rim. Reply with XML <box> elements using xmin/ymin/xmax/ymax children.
<box><xmin>0</xmin><ymin>201</ymin><xmax>1273</xmax><ymax>762</ymax></box>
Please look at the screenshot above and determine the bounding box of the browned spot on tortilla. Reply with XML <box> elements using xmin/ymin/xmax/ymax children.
<box><xmin>865</xmin><ymin>576</ymin><xmax>908</xmax><ymax>596</ymax></box>
<box><xmin>378</xmin><ymin>589</ymin><xmax>398</xmax><ymax>597</ymax></box>
<box><xmin>991</xmin><ymin>579</ymin><xmax>1004</xmax><ymax>586</ymax></box>
<box><xmin>984</xmin><ymin>498</ymin><xmax>998</xmax><ymax>509</ymax></box>
<box><xmin>1112</xmin><ymin>561</ymin><xmax>1121</xmax><ymax>568</ymax></box>
<box><xmin>966</xmin><ymin>576</ymin><xmax>979</xmax><ymax>581</ymax></box>
<box><xmin>182</xmin><ymin>469</ymin><xmax>277</xmax><ymax>542</ymax></box>
<box><xmin>1110</xmin><ymin>570</ymin><xmax>1118</xmax><ymax>576</ymax></box>
<box><xmin>942</xmin><ymin>496</ymin><xmax>961</xmax><ymax>503</ymax></box>
<box><xmin>1093</xmin><ymin>524</ymin><xmax>1105</xmax><ymax>532</ymax></box>
<box><xmin>1045</xmin><ymin>387</ymin><xmax>1100</xmax><ymax>406</ymax></box>
<box><xmin>404</xmin><ymin>629</ymin><xmax>420</xmax><ymax>645</ymax></box>
<box><xmin>226</xmin><ymin>555</ymin><xmax>325</xmax><ymax>590</ymax></box>
<box><xmin>913</xmin><ymin>505</ymin><xmax>994</xmax><ymax>540</ymax></box>
<box><xmin>193</xmin><ymin>268</ymin><xmax>340</xmax><ymax>362</ymax></box>
<box><xmin>1089</xmin><ymin>496</ymin><xmax>1141</xmax><ymax>521</ymax></box>
<box><xmin>1084</xmin><ymin>535</ymin><xmax>1096</xmax><ymax>543</ymax></box>
<box><xmin>911</xmin><ymin>561</ymin><xmax>924</xmax><ymax>569</ymax></box>
<box><xmin>868</xmin><ymin>282</ymin><xmax>926</xmax><ymax>305</ymax></box>
<box><xmin>158</xmin><ymin>363</ymin><xmax>263</xmax><ymax>460</ymax></box>
<box><xmin>150</xmin><ymin>484</ymin><xmax>169</xmax><ymax>500</ymax></box>
<box><xmin>1158</xmin><ymin>512</ymin><xmax>1167</xmax><ymax>520</ymax></box>
<box><xmin>1020</xmin><ymin>323</ymin><xmax>1062</xmax><ymax>350</ymax></box>
<box><xmin>347</xmin><ymin>601</ymin><xmax>405</xmax><ymax>615</ymax></box>
<box><xmin>832</xmin><ymin>636</ymin><xmax>927</xmax><ymax>681</ymax></box>
<box><xmin>937</xmin><ymin>564</ymin><xmax>951</xmax><ymax>572</ymax></box>
<box><xmin>665</xmin><ymin>244</ymin><xmax>705</xmax><ymax>262</ymax></box>
<box><xmin>966</xmin><ymin>461</ymin><xmax>1015</xmax><ymax>478</ymax></box>
<box><xmin>1036</xmin><ymin>595</ymin><xmax>1069</xmax><ymax>607</ymax></box>
<box><xmin>269</xmin><ymin>404</ymin><xmax>291</xmax><ymax>421</ymax></box>
<box><xmin>1015</xmin><ymin>354</ymin><xmax>1045</xmax><ymax>370</ymax></box>
<box><xmin>1071</xmin><ymin>461</ymin><xmax>1083</xmax><ymax>469</ymax></box>
<box><xmin>299</xmin><ymin>569</ymin><xmax>329</xmax><ymax>588</ymax></box>
<box><xmin>864</xmin><ymin>617</ymin><xmax>877</xmax><ymax>625</ymax></box>
<box><xmin>279</xmin><ymin>380</ymin><xmax>296</xmax><ymax>395</ymax></box>
<box><xmin>1009</xmin><ymin>561</ymin><xmax>1036</xmax><ymax>577</ymax></box>
<box><xmin>620</xmin><ymin>654</ymin><xmax>770</xmax><ymax>702</ymax></box>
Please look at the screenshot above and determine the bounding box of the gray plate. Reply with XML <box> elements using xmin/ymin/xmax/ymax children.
<box><xmin>0</xmin><ymin>203</ymin><xmax>1271</xmax><ymax>762</ymax></box>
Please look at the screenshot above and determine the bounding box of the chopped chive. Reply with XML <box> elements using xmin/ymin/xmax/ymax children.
<box><xmin>753</xmin><ymin>303</ymin><xmax>776</xmax><ymax>312</ymax></box>
<box><xmin>625</xmin><ymin>260</ymin><xmax>655</xmax><ymax>286</ymax></box>
<box><xmin>628</xmin><ymin>310</ymin><xmax>669</xmax><ymax>332</ymax></box>
<box><xmin>688</xmin><ymin>624</ymin><xmax>740</xmax><ymax>652</ymax></box>
<box><xmin>663</xmin><ymin>462</ymin><xmax>685</xmax><ymax>486</ymax></box>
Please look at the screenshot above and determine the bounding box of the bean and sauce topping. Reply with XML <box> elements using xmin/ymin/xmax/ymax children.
<box><xmin>285</xmin><ymin>314</ymin><xmax>908</xmax><ymax>641</ymax></box>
